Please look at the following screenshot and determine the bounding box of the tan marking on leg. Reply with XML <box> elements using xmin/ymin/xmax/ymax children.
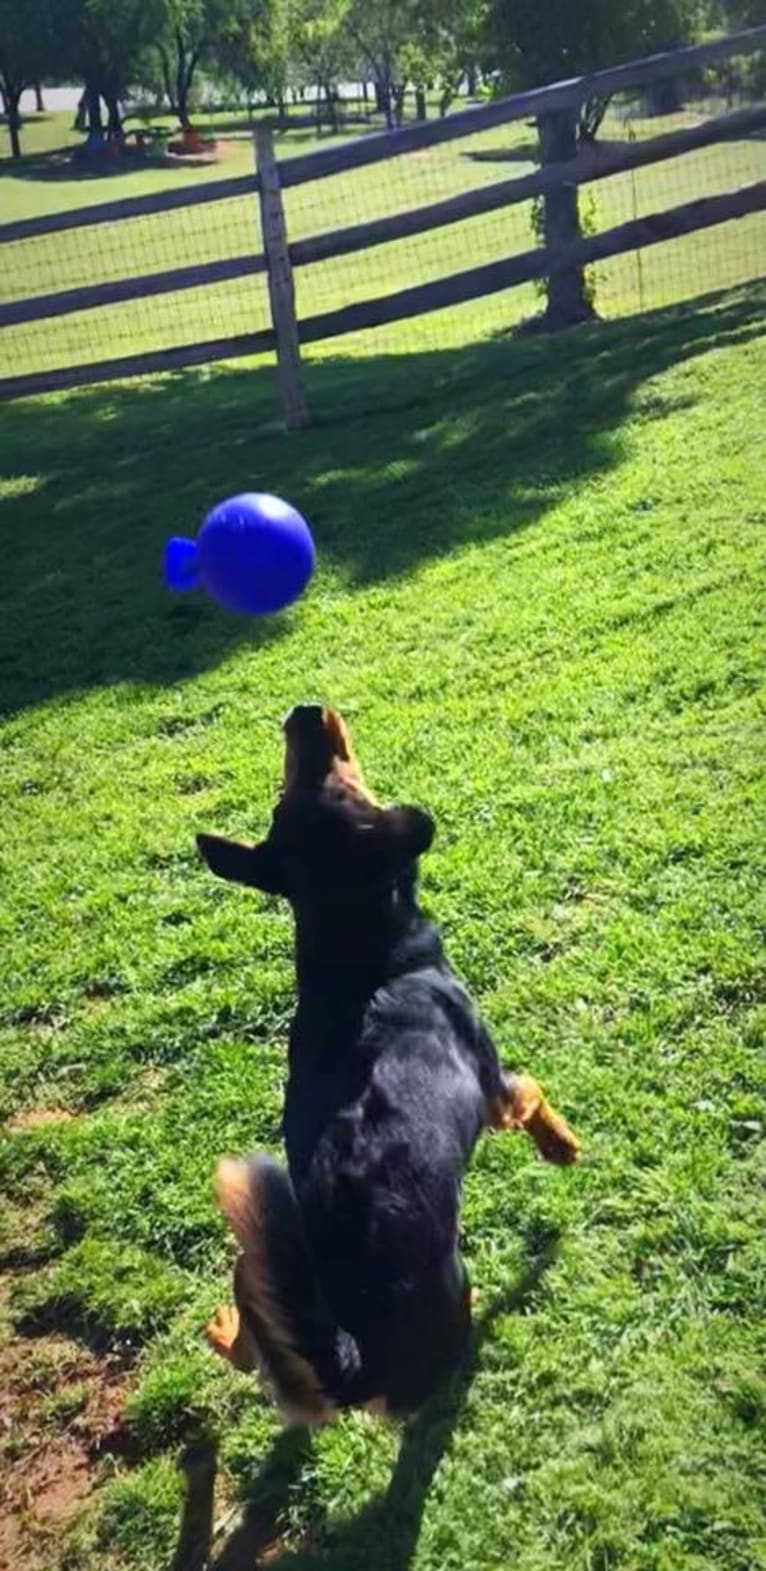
<box><xmin>204</xmin><ymin>1304</ymin><xmax>257</xmax><ymax>1373</ymax></box>
<box><xmin>215</xmin><ymin>1158</ymin><xmax>256</xmax><ymax>1247</ymax></box>
<box><xmin>361</xmin><ymin>1396</ymin><xmax>388</xmax><ymax>1417</ymax></box>
<box><xmin>489</xmin><ymin>1075</ymin><xmax>581</xmax><ymax>1165</ymax></box>
<box><xmin>213</xmin><ymin>1156</ymin><xmax>336</xmax><ymax>1426</ymax></box>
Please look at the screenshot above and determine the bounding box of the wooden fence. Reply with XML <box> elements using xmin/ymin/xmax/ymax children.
<box><xmin>1</xmin><ymin>24</ymin><xmax>765</xmax><ymax>416</ymax></box>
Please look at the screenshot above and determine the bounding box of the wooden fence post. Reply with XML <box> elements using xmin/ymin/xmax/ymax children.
<box><xmin>255</xmin><ymin>127</ymin><xmax>309</xmax><ymax>431</ymax></box>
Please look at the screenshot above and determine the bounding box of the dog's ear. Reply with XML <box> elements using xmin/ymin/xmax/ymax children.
<box><xmin>373</xmin><ymin>806</ymin><xmax>435</xmax><ymax>870</ymax></box>
<box><xmin>197</xmin><ymin>833</ymin><xmax>287</xmax><ymax>895</ymax></box>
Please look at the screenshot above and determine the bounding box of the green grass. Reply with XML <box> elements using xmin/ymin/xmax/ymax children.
<box><xmin>0</xmin><ymin>279</ymin><xmax>765</xmax><ymax>1570</ymax></box>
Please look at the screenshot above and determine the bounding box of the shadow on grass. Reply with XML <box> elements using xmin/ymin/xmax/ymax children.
<box><xmin>464</xmin><ymin>140</ymin><xmax>539</xmax><ymax>164</ymax></box>
<box><xmin>0</xmin><ymin>117</ymin><xmax>372</xmax><ymax>182</ymax></box>
<box><xmin>171</xmin><ymin>1428</ymin><xmax>314</xmax><ymax>1571</ymax></box>
<box><xmin>170</xmin><ymin>1228</ymin><xmax>558</xmax><ymax>1571</ymax></box>
<box><xmin>0</xmin><ymin>144</ymin><xmax>233</xmax><ymax>183</ymax></box>
<box><xmin>0</xmin><ymin>284</ymin><xmax>763</xmax><ymax>718</ymax></box>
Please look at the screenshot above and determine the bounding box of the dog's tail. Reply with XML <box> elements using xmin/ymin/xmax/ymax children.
<box><xmin>212</xmin><ymin>1156</ymin><xmax>365</xmax><ymax>1425</ymax></box>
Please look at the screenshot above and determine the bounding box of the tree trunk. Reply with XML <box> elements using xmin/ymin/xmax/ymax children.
<box><xmin>34</xmin><ymin>83</ymin><xmax>45</xmax><ymax>112</ymax></box>
<box><xmin>105</xmin><ymin>90</ymin><xmax>122</xmax><ymax>140</ymax></box>
<box><xmin>466</xmin><ymin>66</ymin><xmax>478</xmax><ymax>97</ymax></box>
<box><xmin>579</xmin><ymin>94</ymin><xmax>610</xmax><ymax>145</ymax></box>
<box><xmin>176</xmin><ymin>30</ymin><xmax>191</xmax><ymax>128</ymax></box>
<box><xmin>393</xmin><ymin>83</ymin><xmax>405</xmax><ymax>126</ymax></box>
<box><xmin>439</xmin><ymin>77</ymin><xmax>457</xmax><ymax>118</ymax></box>
<box><xmin>380</xmin><ymin>70</ymin><xmax>394</xmax><ymax>130</ymax></box>
<box><xmin>646</xmin><ymin>75</ymin><xmax>683</xmax><ymax>115</ymax></box>
<box><xmin>536</xmin><ymin>109</ymin><xmax>596</xmax><ymax>330</ymax></box>
<box><xmin>5</xmin><ymin>87</ymin><xmax>22</xmax><ymax>158</ymax></box>
<box><xmin>157</xmin><ymin>47</ymin><xmax>176</xmax><ymax>113</ymax></box>
<box><xmin>85</xmin><ymin>81</ymin><xmax>103</xmax><ymax>137</ymax></box>
<box><xmin>415</xmin><ymin>86</ymin><xmax>427</xmax><ymax>120</ymax></box>
<box><xmin>374</xmin><ymin>72</ymin><xmax>391</xmax><ymax>124</ymax></box>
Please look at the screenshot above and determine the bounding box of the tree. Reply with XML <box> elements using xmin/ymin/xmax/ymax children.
<box><xmin>0</xmin><ymin>0</ymin><xmax>52</xmax><ymax>157</ymax></box>
<box><xmin>707</xmin><ymin>1</ymin><xmax>766</xmax><ymax>99</ymax></box>
<box><xmin>52</xmin><ymin>0</ymin><xmax>166</xmax><ymax>139</ymax></box>
<box><xmin>345</xmin><ymin>0</ymin><xmax>426</xmax><ymax>127</ymax></box>
<box><xmin>489</xmin><ymin>0</ymin><xmax>702</xmax><ymax>327</ymax></box>
<box><xmin>712</xmin><ymin>0</ymin><xmax>766</xmax><ymax>20</ymax></box>
<box><xmin>424</xmin><ymin>0</ymin><xmax>487</xmax><ymax>118</ymax></box>
<box><xmin>290</xmin><ymin>0</ymin><xmax>355</xmax><ymax>132</ymax></box>
<box><xmin>156</xmin><ymin>0</ymin><xmax>248</xmax><ymax>129</ymax></box>
<box><xmin>343</xmin><ymin>0</ymin><xmax>485</xmax><ymax>128</ymax></box>
<box><xmin>217</xmin><ymin>0</ymin><xmax>290</xmax><ymax>117</ymax></box>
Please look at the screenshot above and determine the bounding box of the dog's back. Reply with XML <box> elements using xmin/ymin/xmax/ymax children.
<box><xmin>286</xmin><ymin>949</ymin><xmax>492</xmax><ymax>1410</ymax></box>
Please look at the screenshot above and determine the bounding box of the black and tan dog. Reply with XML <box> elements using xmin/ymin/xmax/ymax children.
<box><xmin>198</xmin><ymin>705</ymin><xmax>579</xmax><ymax>1422</ymax></box>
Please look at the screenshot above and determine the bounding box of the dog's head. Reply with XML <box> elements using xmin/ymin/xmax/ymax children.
<box><xmin>197</xmin><ymin>705</ymin><xmax>434</xmax><ymax>903</ymax></box>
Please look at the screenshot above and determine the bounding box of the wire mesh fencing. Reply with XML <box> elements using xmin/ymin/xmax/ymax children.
<box><xmin>0</xmin><ymin>181</ymin><xmax>269</xmax><ymax>382</ymax></box>
<box><xmin>287</xmin><ymin>56</ymin><xmax>766</xmax><ymax>365</ymax></box>
<box><xmin>0</xmin><ymin>30</ymin><xmax>764</xmax><ymax>406</ymax></box>
<box><xmin>586</xmin><ymin>65</ymin><xmax>766</xmax><ymax>319</ymax></box>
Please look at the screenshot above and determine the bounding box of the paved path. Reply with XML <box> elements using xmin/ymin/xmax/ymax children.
<box><xmin>19</xmin><ymin>86</ymin><xmax>83</xmax><ymax>113</ymax></box>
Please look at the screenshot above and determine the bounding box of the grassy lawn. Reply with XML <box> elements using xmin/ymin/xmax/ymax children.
<box><xmin>0</xmin><ymin>277</ymin><xmax>765</xmax><ymax>1570</ymax></box>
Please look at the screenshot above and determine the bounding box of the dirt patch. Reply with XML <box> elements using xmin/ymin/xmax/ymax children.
<box><xmin>6</xmin><ymin>1109</ymin><xmax>75</xmax><ymax>1135</ymax></box>
<box><xmin>0</xmin><ymin>1278</ymin><xmax>134</xmax><ymax>1570</ymax></box>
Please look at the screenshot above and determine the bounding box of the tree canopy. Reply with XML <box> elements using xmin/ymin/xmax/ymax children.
<box><xmin>489</xmin><ymin>0</ymin><xmax>705</xmax><ymax>89</ymax></box>
<box><xmin>0</xmin><ymin>0</ymin><xmax>53</xmax><ymax>155</ymax></box>
<box><xmin>7</xmin><ymin>0</ymin><xmax>747</xmax><ymax>176</ymax></box>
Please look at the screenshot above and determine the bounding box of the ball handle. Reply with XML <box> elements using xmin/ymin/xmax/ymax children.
<box><xmin>164</xmin><ymin>536</ymin><xmax>200</xmax><ymax>592</ymax></box>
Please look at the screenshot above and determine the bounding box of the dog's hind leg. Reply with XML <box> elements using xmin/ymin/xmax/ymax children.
<box><xmin>207</xmin><ymin>1156</ymin><xmax>365</xmax><ymax>1425</ymax></box>
<box><xmin>205</xmin><ymin>1301</ymin><xmax>259</xmax><ymax>1373</ymax></box>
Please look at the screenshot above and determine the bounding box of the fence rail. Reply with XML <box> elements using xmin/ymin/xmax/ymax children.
<box><xmin>293</xmin><ymin>181</ymin><xmax>766</xmax><ymax>348</ymax></box>
<box><xmin>289</xmin><ymin>102</ymin><xmax>766</xmax><ymax>268</ymax></box>
<box><xmin>0</xmin><ymin>331</ymin><xmax>275</xmax><ymax>403</ymax></box>
<box><xmin>1</xmin><ymin>24</ymin><xmax>765</xmax><ymax>410</ymax></box>
<box><xmin>0</xmin><ymin>172</ymin><xmax>258</xmax><ymax>246</ymax></box>
<box><xmin>2</xmin><ymin>22</ymin><xmax>764</xmax><ymax>248</ymax></box>
<box><xmin>0</xmin><ymin>253</ymin><xmax>267</xmax><ymax>329</ymax></box>
<box><xmin>5</xmin><ymin>100</ymin><xmax>764</xmax><ymax>333</ymax></box>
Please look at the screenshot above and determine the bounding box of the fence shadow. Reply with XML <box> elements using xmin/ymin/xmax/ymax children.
<box><xmin>171</xmin><ymin>1231</ymin><xmax>560</xmax><ymax>1571</ymax></box>
<box><xmin>0</xmin><ymin>283</ymin><xmax>763</xmax><ymax>717</ymax></box>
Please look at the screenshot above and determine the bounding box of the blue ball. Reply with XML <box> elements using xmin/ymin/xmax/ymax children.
<box><xmin>164</xmin><ymin>493</ymin><xmax>315</xmax><ymax>616</ymax></box>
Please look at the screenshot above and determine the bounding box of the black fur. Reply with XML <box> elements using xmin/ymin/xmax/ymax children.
<box><xmin>199</xmin><ymin>707</ymin><xmax>518</xmax><ymax>1415</ymax></box>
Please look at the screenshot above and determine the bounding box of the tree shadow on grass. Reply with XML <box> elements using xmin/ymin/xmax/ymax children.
<box><xmin>0</xmin><ymin>284</ymin><xmax>763</xmax><ymax>718</ymax></box>
<box><xmin>170</xmin><ymin>1227</ymin><xmax>558</xmax><ymax>1571</ymax></box>
<box><xmin>463</xmin><ymin>140</ymin><xmax>539</xmax><ymax>164</ymax></box>
<box><xmin>0</xmin><ymin>145</ymin><xmax>229</xmax><ymax>183</ymax></box>
<box><xmin>0</xmin><ymin>145</ymin><xmax>82</xmax><ymax>179</ymax></box>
